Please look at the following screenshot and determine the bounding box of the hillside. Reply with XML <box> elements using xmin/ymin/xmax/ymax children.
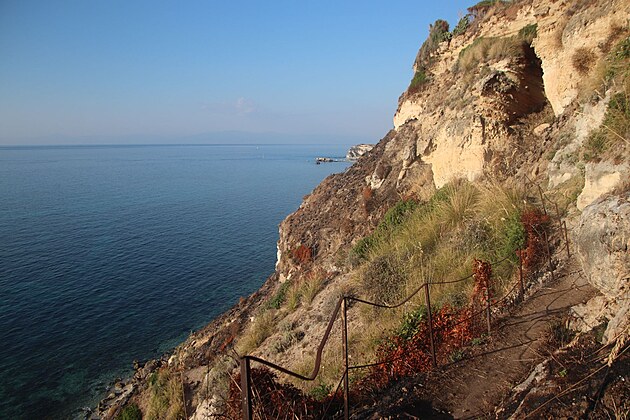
<box><xmin>94</xmin><ymin>0</ymin><xmax>629</xmax><ymax>418</ymax></box>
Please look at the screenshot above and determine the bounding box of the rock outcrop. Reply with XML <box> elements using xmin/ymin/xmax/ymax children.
<box><xmin>346</xmin><ymin>143</ymin><xmax>374</xmax><ymax>160</ymax></box>
<box><xmin>573</xmin><ymin>192</ymin><xmax>630</xmax><ymax>362</ymax></box>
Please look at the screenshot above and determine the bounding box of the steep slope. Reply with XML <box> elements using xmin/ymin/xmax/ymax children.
<box><xmin>95</xmin><ymin>0</ymin><xmax>629</xmax><ymax>418</ymax></box>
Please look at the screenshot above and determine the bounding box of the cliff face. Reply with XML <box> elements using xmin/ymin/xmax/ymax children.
<box><xmin>274</xmin><ymin>0</ymin><xmax>628</xmax><ymax>296</ymax></box>
<box><xmin>99</xmin><ymin>1</ymin><xmax>629</xmax><ymax>418</ymax></box>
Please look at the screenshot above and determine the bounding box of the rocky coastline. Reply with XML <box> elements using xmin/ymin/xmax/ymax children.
<box><xmin>91</xmin><ymin>0</ymin><xmax>629</xmax><ymax>417</ymax></box>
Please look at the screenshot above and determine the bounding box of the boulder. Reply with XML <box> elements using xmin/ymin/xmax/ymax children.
<box><xmin>574</xmin><ymin>192</ymin><xmax>630</xmax><ymax>361</ymax></box>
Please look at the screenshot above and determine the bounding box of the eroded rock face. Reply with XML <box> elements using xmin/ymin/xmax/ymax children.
<box><xmin>574</xmin><ymin>192</ymin><xmax>630</xmax><ymax>347</ymax></box>
<box><xmin>577</xmin><ymin>162</ymin><xmax>629</xmax><ymax>211</ymax></box>
<box><xmin>532</xmin><ymin>0</ymin><xmax>629</xmax><ymax>116</ymax></box>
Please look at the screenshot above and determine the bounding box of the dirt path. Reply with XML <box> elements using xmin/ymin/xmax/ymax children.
<box><xmin>356</xmin><ymin>258</ymin><xmax>597</xmax><ymax>419</ymax></box>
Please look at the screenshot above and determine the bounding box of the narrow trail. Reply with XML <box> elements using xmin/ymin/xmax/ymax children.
<box><xmin>358</xmin><ymin>258</ymin><xmax>597</xmax><ymax>419</ymax></box>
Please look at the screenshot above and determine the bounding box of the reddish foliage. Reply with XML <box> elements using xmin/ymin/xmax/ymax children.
<box><xmin>355</xmin><ymin>305</ymin><xmax>476</xmax><ymax>395</ymax></box>
<box><xmin>227</xmin><ymin>367</ymin><xmax>324</xmax><ymax>419</ymax></box>
<box><xmin>472</xmin><ymin>259</ymin><xmax>492</xmax><ymax>305</ymax></box>
<box><xmin>291</xmin><ymin>244</ymin><xmax>313</xmax><ymax>265</ymax></box>
<box><xmin>362</xmin><ymin>186</ymin><xmax>373</xmax><ymax>202</ymax></box>
<box><xmin>517</xmin><ymin>208</ymin><xmax>550</xmax><ymax>276</ymax></box>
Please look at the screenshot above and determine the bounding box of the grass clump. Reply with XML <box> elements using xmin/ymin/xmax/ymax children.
<box><xmin>408</xmin><ymin>69</ymin><xmax>429</xmax><ymax>94</ymax></box>
<box><xmin>456</xmin><ymin>24</ymin><xmax>537</xmax><ymax>74</ymax></box>
<box><xmin>572</xmin><ymin>47</ymin><xmax>596</xmax><ymax>75</ymax></box>
<box><xmin>349</xmin><ymin>198</ymin><xmax>418</xmax><ymax>263</ymax></box>
<box><xmin>145</xmin><ymin>370</ymin><xmax>184</xmax><ymax>420</ymax></box>
<box><xmin>276</xmin><ymin>270</ymin><xmax>327</xmax><ymax>311</ymax></box>
<box><xmin>117</xmin><ymin>403</ymin><xmax>142</xmax><ymax>420</ymax></box>
<box><xmin>456</xmin><ymin>36</ymin><xmax>522</xmax><ymax>73</ymax></box>
<box><xmin>266</xmin><ymin>280</ymin><xmax>291</xmax><ymax>309</ymax></box>
<box><xmin>518</xmin><ymin>23</ymin><xmax>538</xmax><ymax>44</ymax></box>
<box><xmin>236</xmin><ymin>310</ymin><xmax>276</xmax><ymax>355</ymax></box>
<box><xmin>300</xmin><ymin>273</ymin><xmax>325</xmax><ymax>305</ymax></box>
<box><xmin>583</xmin><ymin>84</ymin><xmax>630</xmax><ymax>162</ymax></box>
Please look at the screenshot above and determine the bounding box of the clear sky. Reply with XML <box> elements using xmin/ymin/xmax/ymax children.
<box><xmin>0</xmin><ymin>0</ymin><xmax>473</xmax><ymax>145</ymax></box>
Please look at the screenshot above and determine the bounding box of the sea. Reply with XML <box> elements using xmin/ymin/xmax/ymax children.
<box><xmin>0</xmin><ymin>143</ymin><xmax>351</xmax><ymax>419</ymax></box>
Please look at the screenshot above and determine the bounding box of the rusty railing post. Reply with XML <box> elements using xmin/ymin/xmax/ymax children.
<box><xmin>518</xmin><ymin>252</ymin><xmax>524</xmax><ymax>299</ymax></box>
<box><xmin>424</xmin><ymin>283</ymin><xmax>437</xmax><ymax>367</ymax></box>
<box><xmin>241</xmin><ymin>356</ymin><xmax>252</xmax><ymax>420</ymax></box>
<box><xmin>543</xmin><ymin>230</ymin><xmax>555</xmax><ymax>281</ymax></box>
<box><xmin>563</xmin><ymin>220</ymin><xmax>570</xmax><ymax>258</ymax></box>
<box><xmin>342</xmin><ymin>297</ymin><xmax>350</xmax><ymax>420</ymax></box>
<box><xmin>485</xmin><ymin>283</ymin><xmax>492</xmax><ymax>336</ymax></box>
<box><xmin>486</xmin><ymin>287</ymin><xmax>492</xmax><ymax>337</ymax></box>
<box><xmin>537</xmin><ymin>185</ymin><xmax>547</xmax><ymax>215</ymax></box>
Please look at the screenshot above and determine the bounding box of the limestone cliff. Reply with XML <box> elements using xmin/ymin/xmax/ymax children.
<box><xmin>96</xmin><ymin>1</ymin><xmax>629</xmax><ymax>418</ymax></box>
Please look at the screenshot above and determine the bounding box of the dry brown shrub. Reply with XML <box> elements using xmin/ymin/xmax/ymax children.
<box><xmin>572</xmin><ymin>47</ymin><xmax>596</xmax><ymax>75</ymax></box>
<box><xmin>362</xmin><ymin>186</ymin><xmax>373</xmax><ymax>201</ymax></box>
<box><xmin>291</xmin><ymin>244</ymin><xmax>313</xmax><ymax>265</ymax></box>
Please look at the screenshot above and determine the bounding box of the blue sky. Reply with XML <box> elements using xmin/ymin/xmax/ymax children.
<box><xmin>0</xmin><ymin>0</ymin><xmax>473</xmax><ymax>145</ymax></box>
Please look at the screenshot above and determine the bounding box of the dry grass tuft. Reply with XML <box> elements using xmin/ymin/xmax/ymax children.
<box><xmin>236</xmin><ymin>310</ymin><xmax>276</xmax><ymax>356</ymax></box>
<box><xmin>144</xmin><ymin>369</ymin><xmax>185</xmax><ymax>420</ymax></box>
<box><xmin>457</xmin><ymin>36</ymin><xmax>523</xmax><ymax>73</ymax></box>
<box><xmin>572</xmin><ymin>47</ymin><xmax>596</xmax><ymax>75</ymax></box>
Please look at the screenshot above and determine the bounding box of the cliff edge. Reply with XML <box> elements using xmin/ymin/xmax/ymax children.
<box><xmin>96</xmin><ymin>1</ymin><xmax>629</xmax><ymax>418</ymax></box>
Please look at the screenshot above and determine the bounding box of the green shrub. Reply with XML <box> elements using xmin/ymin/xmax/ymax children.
<box><xmin>499</xmin><ymin>211</ymin><xmax>526</xmax><ymax>263</ymax></box>
<box><xmin>267</xmin><ymin>280</ymin><xmax>291</xmax><ymax>309</ymax></box>
<box><xmin>348</xmin><ymin>235</ymin><xmax>375</xmax><ymax>263</ymax></box>
<box><xmin>452</xmin><ymin>15</ymin><xmax>470</xmax><ymax>37</ymax></box>
<box><xmin>408</xmin><ymin>69</ymin><xmax>429</xmax><ymax>93</ymax></box>
<box><xmin>416</xmin><ymin>19</ymin><xmax>451</xmax><ymax>69</ymax></box>
<box><xmin>310</xmin><ymin>383</ymin><xmax>332</xmax><ymax>401</ymax></box>
<box><xmin>518</xmin><ymin>23</ymin><xmax>538</xmax><ymax>44</ymax></box>
<box><xmin>397</xmin><ymin>306</ymin><xmax>427</xmax><ymax>341</ymax></box>
<box><xmin>449</xmin><ymin>349</ymin><xmax>465</xmax><ymax>362</ymax></box>
<box><xmin>117</xmin><ymin>403</ymin><xmax>142</xmax><ymax>420</ymax></box>
<box><xmin>382</xmin><ymin>199</ymin><xmax>419</xmax><ymax>230</ymax></box>
<box><xmin>613</xmin><ymin>36</ymin><xmax>630</xmax><ymax>60</ymax></box>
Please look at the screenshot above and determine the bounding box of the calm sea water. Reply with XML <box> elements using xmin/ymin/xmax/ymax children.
<box><xmin>0</xmin><ymin>144</ymin><xmax>350</xmax><ymax>419</ymax></box>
